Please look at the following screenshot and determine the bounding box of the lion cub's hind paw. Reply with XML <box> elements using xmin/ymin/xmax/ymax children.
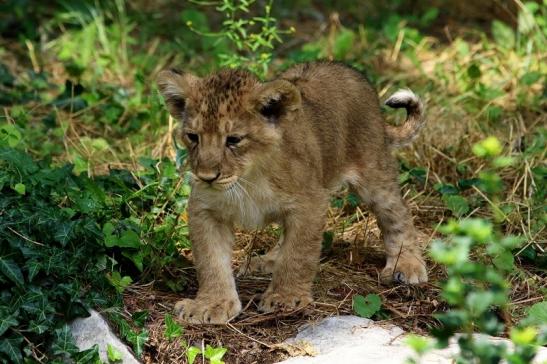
<box><xmin>174</xmin><ymin>297</ymin><xmax>242</xmax><ymax>324</ymax></box>
<box><xmin>381</xmin><ymin>252</ymin><xmax>428</xmax><ymax>285</ymax></box>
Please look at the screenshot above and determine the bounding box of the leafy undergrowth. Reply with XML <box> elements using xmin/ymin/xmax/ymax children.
<box><xmin>1</xmin><ymin>0</ymin><xmax>546</xmax><ymax>363</ymax></box>
<box><xmin>0</xmin><ymin>145</ymin><xmax>192</xmax><ymax>362</ymax></box>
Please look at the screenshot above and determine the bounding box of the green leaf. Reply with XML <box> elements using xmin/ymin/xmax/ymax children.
<box><xmin>28</xmin><ymin>320</ymin><xmax>49</xmax><ymax>334</ymax></box>
<box><xmin>187</xmin><ymin>346</ymin><xmax>201</xmax><ymax>364</ymax></box>
<box><xmin>51</xmin><ymin>324</ymin><xmax>79</xmax><ymax>355</ymax></box>
<box><xmin>352</xmin><ymin>294</ymin><xmax>382</xmax><ymax>318</ymax></box>
<box><xmin>119</xmin><ymin>229</ymin><xmax>140</xmax><ymax>248</ymax></box>
<box><xmin>491</xmin><ymin>20</ymin><xmax>515</xmax><ymax>48</ymax></box>
<box><xmin>0</xmin><ymin>311</ymin><xmax>19</xmax><ymax>336</ymax></box>
<box><xmin>204</xmin><ymin>344</ymin><xmax>227</xmax><ymax>364</ymax></box>
<box><xmin>493</xmin><ymin>251</ymin><xmax>514</xmax><ymax>271</ymax></box>
<box><xmin>105</xmin><ymin>229</ymin><xmax>140</xmax><ymax>248</ymax></box>
<box><xmin>127</xmin><ymin>329</ymin><xmax>148</xmax><ymax>358</ymax></box>
<box><xmin>524</xmin><ymin>301</ymin><xmax>547</xmax><ymax>325</ymax></box>
<box><xmin>492</xmin><ymin>156</ymin><xmax>515</xmax><ymax>168</ymax></box>
<box><xmin>510</xmin><ymin>327</ymin><xmax>537</xmax><ymax>346</ymax></box>
<box><xmin>55</xmin><ymin>221</ymin><xmax>77</xmax><ymax>247</ymax></box>
<box><xmin>466</xmin><ymin>291</ymin><xmax>494</xmax><ymax>316</ymax></box>
<box><xmin>333</xmin><ymin>28</ymin><xmax>355</xmax><ymax>59</ymax></box>
<box><xmin>434</xmin><ymin>183</ymin><xmax>459</xmax><ymax>195</ymax></box>
<box><xmin>467</xmin><ymin>64</ymin><xmax>481</xmax><ymax>79</ymax></box>
<box><xmin>0</xmin><ymin>335</ymin><xmax>23</xmax><ymax>364</ymax></box>
<box><xmin>107</xmin><ymin>344</ymin><xmax>123</xmax><ymax>363</ymax></box>
<box><xmin>406</xmin><ymin>334</ymin><xmax>434</xmax><ymax>355</ymax></box>
<box><xmin>132</xmin><ymin>310</ymin><xmax>149</xmax><ymax>328</ymax></box>
<box><xmin>430</xmin><ymin>237</ymin><xmax>471</xmax><ymax>266</ymax></box>
<box><xmin>73</xmin><ymin>344</ymin><xmax>100</xmax><ymax>363</ymax></box>
<box><xmin>459</xmin><ymin>219</ymin><xmax>493</xmax><ymax>243</ymax></box>
<box><xmin>12</xmin><ymin>183</ymin><xmax>25</xmax><ymax>195</ymax></box>
<box><xmin>107</xmin><ymin>271</ymin><xmax>133</xmax><ymax>293</ymax></box>
<box><xmin>164</xmin><ymin>314</ymin><xmax>183</xmax><ymax>340</ymax></box>
<box><xmin>25</xmin><ymin>259</ymin><xmax>41</xmax><ymax>282</ymax></box>
<box><xmin>520</xmin><ymin>71</ymin><xmax>542</xmax><ymax>86</ymax></box>
<box><xmin>472</xmin><ymin>136</ymin><xmax>503</xmax><ymax>158</ymax></box>
<box><xmin>442</xmin><ymin>195</ymin><xmax>470</xmax><ymax>217</ymax></box>
<box><xmin>0</xmin><ymin>257</ymin><xmax>24</xmax><ymax>288</ymax></box>
<box><xmin>0</xmin><ymin>124</ymin><xmax>22</xmax><ymax>147</ymax></box>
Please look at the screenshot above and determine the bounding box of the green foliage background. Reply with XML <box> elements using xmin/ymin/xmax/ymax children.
<box><xmin>0</xmin><ymin>0</ymin><xmax>545</xmax><ymax>362</ymax></box>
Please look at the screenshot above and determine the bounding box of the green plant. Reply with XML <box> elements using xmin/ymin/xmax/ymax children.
<box><xmin>188</xmin><ymin>0</ymin><xmax>293</xmax><ymax>78</ymax></box>
<box><xmin>407</xmin><ymin>137</ymin><xmax>547</xmax><ymax>363</ymax></box>
<box><xmin>0</xmin><ymin>147</ymin><xmax>115</xmax><ymax>362</ymax></box>
<box><xmin>164</xmin><ymin>313</ymin><xmax>184</xmax><ymax>341</ymax></box>
<box><xmin>0</xmin><ymin>139</ymin><xmax>192</xmax><ymax>361</ymax></box>
<box><xmin>352</xmin><ymin>293</ymin><xmax>382</xmax><ymax>319</ymax></box>
<box><xmin>107</xmin><ymin>343</ymin><xmax>123</xmax><ymax>363</ymax></box>
<box><xmin>187</xmin><ymin>344</ymin><xmax>228</xmax><ymax>364</ymax></box>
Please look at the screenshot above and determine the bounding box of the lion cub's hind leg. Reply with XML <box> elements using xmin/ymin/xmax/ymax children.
<box><xmin>350</xmin><ymin>169</ymin><xmax>428</xmax><ymax>284</ymax></box>
<box><xmin>238</xmin><ymin>236</ymin><xmax>282</xmax><ymax>276</ymax></box>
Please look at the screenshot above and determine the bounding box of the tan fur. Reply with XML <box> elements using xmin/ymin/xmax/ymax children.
<box><xmin>157</xmin><ymin>61</ymin><xmax>428</xmax><ymax>324</ymax></box>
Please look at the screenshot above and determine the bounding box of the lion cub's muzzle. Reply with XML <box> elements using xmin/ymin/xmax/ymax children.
<box><xmin>191</xmin><ymin>172</ymin><xmax>238</xmax><ymax>191</ymax></box>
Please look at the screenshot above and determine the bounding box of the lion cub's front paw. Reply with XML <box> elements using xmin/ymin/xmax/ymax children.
<box><xmin>381</xmin><ymin>251</ymin><xmax>428</xmax><ymax>285</ymax></box>
<box><xmin>174</xmin><ymin>296</ymin><xmax>242</xmax><ymax>324</ymax></box>
<box><xmin>258</xmin><ymin>287</ymin><xmax>313</xmax><ymax>313</ymax></box>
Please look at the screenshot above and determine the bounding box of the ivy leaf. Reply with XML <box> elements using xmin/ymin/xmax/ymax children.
<box><xmin>51</xmin><ymin>324</ymin><xmax>79</xmax><ymax>356</ymax></box>
<box><xmin>352</xmin><ymin>294</ymin><xmax>382</xmax><ymax>318</ymax></box>
<box><xmin>107</xmin><ymin>344</ymin><xmax>123</xmax><ymax>363</ymax></box>
<box><xmin>28</xmin><ymin>319</ymin><xmax>49</xmax><ymax>334</ymax></box>
<box><xmin>73</xmin><ymin>344</ymin><xmax>100</xmax><ymax>364</ymax></box>
<box><xmin>55</xmin><ymin>221</ymin><xmax>77</xmax><ymax>247</ymax></box>
<box><xmin>0</xmin><ymin>310</ymin><xmax>19</xmax><ymax>336</ymax></box>
<box><xmin>442</xmin><ymin>195</ymin><xmax>470</xmax><ymax>217</ymax></box>
<box><xmin>107</xmin><ymin>271</ymin><xmax>133</xmax><ymax>293</ymax></box>
<box><xmin>523</xmin><ymin>301</ymin><xmax>547</xmax><ymax>326</ymax></box>
<box><xmin>25</xmin><ymin>259</ymin><xmax>41</xmax><ymax>282</ymax></box>
<box><xmin>164</xmin><ymin>314</ymin><xmax>183</xmax><ymax>340</ymax></box>
<box><xmin>204</xmin><ymin>344</ymin><xmax>227</xmax><ymax>364</ymax></box>
<box><xmin>132</xmin><ymin>310</ymin><xmax>149</xmax><ymax>328</ymax></box>
<box><xmin>12</xmin><ymin>183</ymin><xmax>25</xmax><ymax>195</ymax></box>
<box><xmin>0</xmin><ymin>335</ymin><xmax>23</xmax><ymax>364</ymax></box>
<box><xmin>0</xmin><ymin>257</ymin><xmax>24</xmax><ymax>288</ymax></box>
<box><xmin>187</xmin><ymin>346</ymin><xmax>202</xmax><ymax>364</ymax></box>
<box><xmin>118</xmin><ymin>230</ymin><xmax>140</xmax><ymax>248</ymax></box>
<box><xmin>493</xmin><ymin>251</ymin><xmax>514</xmax><ymax>271</ymax></box>
<box><xmin>127</xmin><ymin>329</ymin><xmax>148</xmax><ymax>358</ymax></box>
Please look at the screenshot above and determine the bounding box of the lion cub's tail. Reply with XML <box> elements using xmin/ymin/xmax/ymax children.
<box><xmin>384</xmin><ymin>89</ymin><xmax>425</xmax><ymax>148</ymax></box>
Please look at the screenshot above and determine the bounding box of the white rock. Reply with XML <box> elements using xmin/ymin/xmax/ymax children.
<box><xmin>70</xmin><ymin>309</ymin><xmax>140</xmax><ymax>364</ymax></box>
<box><xmin>277</xmin><ymin>315</ymin><xmax>547</xmax><ymax>364</ymax></box>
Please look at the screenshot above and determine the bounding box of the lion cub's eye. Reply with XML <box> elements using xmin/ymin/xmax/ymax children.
<box><xmin>226</xmin><ymin>135</ymin><xmax>243</xmax><ymax>147</ymax></box>
<box><xmin>186</xmin><ymin>133</ymin><xmax>199</xmax><ymax>143</ymax></box>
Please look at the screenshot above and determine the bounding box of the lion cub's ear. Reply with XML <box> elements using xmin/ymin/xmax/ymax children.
<box><xmin>254</xmin><ymin>80</ymin><xmax>301</xmax><ymax>123</ymax></box>
<box><xmin>156</xmin><ymin>69</ymin><xmax>200</xmax><ymax>118</ymax></box>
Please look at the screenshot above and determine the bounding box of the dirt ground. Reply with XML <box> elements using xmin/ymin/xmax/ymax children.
<box><xmin>125</xmin><ymin>193</ymin><xmax>450</xmax><ymax>364</ymax></box>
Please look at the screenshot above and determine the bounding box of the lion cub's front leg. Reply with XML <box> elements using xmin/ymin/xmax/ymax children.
<box><xmin>258</xmin><ymin>203</ymin><xmax>326</xmax><ymax>312</ymax></box>
<box><xmin>174</xmin><ymin>205</ymin><xmax>241</xmax><ymax>324</ymax></box>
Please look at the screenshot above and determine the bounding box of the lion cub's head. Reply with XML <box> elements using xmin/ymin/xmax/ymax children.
<box><xmin>157</xmin><ymin>68</ymin><xmax>301</xmax><ymax>190</ymax></box>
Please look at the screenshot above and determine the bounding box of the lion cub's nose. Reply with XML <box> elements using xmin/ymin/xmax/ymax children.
<box><xmin>197</xmin><ymin>171</ymin><xmax>220</xmax><ymax>183</ymax></box>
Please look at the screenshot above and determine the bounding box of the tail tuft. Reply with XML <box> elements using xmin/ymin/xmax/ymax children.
<box><xmin>384</xmin><ymin>89</ymin><xmax>425</xmax><ymax>148</ymax></box>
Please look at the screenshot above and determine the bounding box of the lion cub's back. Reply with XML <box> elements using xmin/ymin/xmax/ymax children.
<box><xmin>279</xmin><ymin>62</ymin><xmax>386</xmax><ymax>185</ymax></box>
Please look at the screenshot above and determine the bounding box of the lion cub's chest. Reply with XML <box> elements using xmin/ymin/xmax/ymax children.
<box><xmin>203</xmin><ymin>178</ymin><xmax>279</xmax><ymax>229</ymax></box>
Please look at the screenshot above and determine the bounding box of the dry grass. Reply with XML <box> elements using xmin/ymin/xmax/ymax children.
<box><xmin>123</xmin><ymin>193</ymin><xmax>544</xmax><ymax>363</ymax></box>
<box><xmin>2</xmin><ymin>2</ymin><xmax>545</xmax><ymax>363</ymax></box>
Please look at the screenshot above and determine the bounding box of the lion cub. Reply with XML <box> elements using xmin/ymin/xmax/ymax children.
<box><xmin>157</xmin><ymin>61</ymin><xmax>427</xmax><ymax>324</ymax></box>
